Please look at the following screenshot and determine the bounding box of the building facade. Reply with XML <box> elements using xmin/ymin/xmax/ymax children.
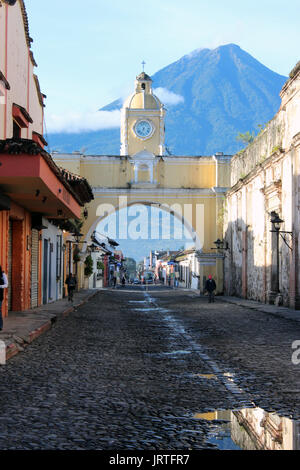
<box><xmin>0</xmin><ymin>0</ymin><xmax>93</xmax><ymax>318</ymax></box>
<box><xmin>53</xmin><ymin>70</ymin><xmax>232</xmax><ymax>294</ymax></box>
<box><xmin>224</xmin><ymin>63</ymin><xmax>300</xmax><ymax>308</ymax></box>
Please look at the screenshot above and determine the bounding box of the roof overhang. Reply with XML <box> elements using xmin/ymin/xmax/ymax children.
<box><xmin>0</xmin><ymin>151</ymin><xmax>82</xmax><ymax>219</ymax></box>
<box><xmin>12</xmin><ymin>103</ymin><xmax>33</xmax><ymax>128</ymax></box>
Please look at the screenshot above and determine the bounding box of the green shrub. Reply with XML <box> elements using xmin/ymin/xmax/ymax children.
<box><xmin>84</xmin><ymin>255</ymin><xmax>93</xmax><ymax>277</ymax></box>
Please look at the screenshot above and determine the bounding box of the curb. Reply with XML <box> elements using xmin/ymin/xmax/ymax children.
<box><xmin>4</xmin><ymin>290</ymin><xmax>100</xmax><ymax>363</ymax></box>
<box><xmin>221</xmin><ymin>296</ymin><xmax>300</xmax><ymax>323</ymax></box>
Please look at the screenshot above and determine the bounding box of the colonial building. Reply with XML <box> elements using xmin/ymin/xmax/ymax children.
<box><xmin>224</xmin><ymin>62</ymin><xmax>300</xmax><ymax>308</ymax></box>
<box><xmin>0</xmin><ymin>0</ymin><xmax>93</xmax><ymax>318</ymax></box>
<box><xmin>53</xmin><ymin>71</ymin><xmax>231</xmax><ymax>294</ymax></box>
<box><xmin>120</xmin><ymin>72</ymin><xmax>165</xmax><ymax>159</ymax></box>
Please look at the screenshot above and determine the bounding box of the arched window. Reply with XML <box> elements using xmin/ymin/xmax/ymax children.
<box><xmin>138</xmin><ymin>163</ymin><xmax>150</xmax><ymax>182</ymax></box>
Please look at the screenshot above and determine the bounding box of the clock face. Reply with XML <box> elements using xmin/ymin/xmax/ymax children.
<box><xmin>134</xmin><ymin>120</ymin><xmax>153</xmax><ymax>139</ymax></box>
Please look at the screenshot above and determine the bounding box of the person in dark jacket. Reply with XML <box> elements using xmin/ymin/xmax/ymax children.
<box><xmin>205</xmin><ymin>275</ymin><xmax>216</xmax><ymax>303</ymax></box>
<box><xmin>0</xmin><ymin>265</ymin><xmax>8</xmax><ymax>331</ymax></box>
<box><xmin>65</xmin><ymin>273</ymin><xmax>77</xmax><ymax>301</ymax></box>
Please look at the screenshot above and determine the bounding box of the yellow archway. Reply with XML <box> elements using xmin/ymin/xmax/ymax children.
<box><xmin>52</xmin><ymin>152</ymin><xmax>231</xmax><ymax>292</ymax></box>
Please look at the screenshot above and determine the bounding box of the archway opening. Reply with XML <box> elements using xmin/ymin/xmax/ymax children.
<box><xmin>86</xmin><ymin>201</ymin><xmax>203</xmax><ymax>289</ymax></box>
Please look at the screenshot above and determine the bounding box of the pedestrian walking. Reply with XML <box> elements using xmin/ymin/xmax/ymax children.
<box><xmin>65</xmin><ymin>273</ymin><xmax>77</xmax><ymax>301</ymax></box>
<box><xmin>0</xmin><ymin>265</ymin><xmax>8</xmax><ymax>331</ymax></box>
<box><xmin>205</xmin><ymin>275</ymin><xmax>216</xmax><ymax>303</ymax></box>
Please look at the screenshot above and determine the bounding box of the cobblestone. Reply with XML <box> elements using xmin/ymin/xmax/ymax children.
<box><xmin>0</xmin><ymin>288</ymin><xmax>299</xmax><ymax>449</ymax></box>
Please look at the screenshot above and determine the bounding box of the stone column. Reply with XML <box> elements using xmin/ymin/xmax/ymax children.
<box><xmin>241</xmin><ymin>187</ymin><xmax>247</xmax><ymax>298</ymax></box>
<box><xmin>242</xmin><ymin>229</ymin><xmax>248</xmax><ymax>298</ymax></box>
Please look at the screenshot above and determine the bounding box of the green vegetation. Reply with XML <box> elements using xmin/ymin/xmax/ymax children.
<box><xmin>97</xmin><ymin>261</ymin><xmax>105</xmax><ymax>271</ymax></box>
<box><xmin>258</xmin><ymin>154</ymin><xmax>267</xmax><ymax>164</ymax></box>
<box><xmin>73</xmin><ymin>247</ymin><xmax>81</xmax><ymax>263</ymax></box>
<box><xmin>289</xmin><ymin>61</ymin><xmax>300</xmax><ymax>79</ymax></box>
<box><xmin>84</xmin><ymin>255</ymin><xmax>93</xmax><ymax>277</ymax></box>
<box><xmin>236</xmin><ymin>131</ymin><xmax>255</xmax><ymax>145</ymax></box>
<box><xmin>271</xmin><ymin>145</ymin><xmax>282</xmax><ymax>154</ymax></box>
<box><xmin>257</xmin><ymin>123</ymin><xmax>267</xmax><ymax>136</ymax></box>
<box><xmin>217</xmin><ymin>201</ymin><xmax>227</xmax><ymax>227</ymax></box>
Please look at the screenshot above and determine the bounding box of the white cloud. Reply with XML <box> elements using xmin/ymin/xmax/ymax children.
<box><xmin>46</xmin><ymin>109</ymin><xmax>121</xmax><ymax>134</ymax></box>
<box><xmin>45</xmin><ymin>87</ymin><xmax>184</xmax><ymax>134</ymax></box>
<box><xmin>154</xmin><ymin>87</ymin><xmax>184</xmax><ymax>106</ymax></box>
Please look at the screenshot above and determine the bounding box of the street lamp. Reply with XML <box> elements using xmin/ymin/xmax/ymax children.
<box><xmin>269</xmin><ymin>211</ymin><xmax>293</xmax><ymax>303</ymax></box>
<box><xmin>211</xmin><ymin>238</ymin><xmax>229</xmax><ymax>251</ymax></box>
<box><xmin>72</xmin><ymin>232</ymin><xmax>85</xmax><ymax>289</ymax></box>
<box><xmin>270</xmin><ymin>211</ymin><xmax>284</xmax><ymax>232</ymax></box>
<box><xmin>73</xmin><ymin>232</ymin><xmax>84</xmax><ymax>244</ymax></box>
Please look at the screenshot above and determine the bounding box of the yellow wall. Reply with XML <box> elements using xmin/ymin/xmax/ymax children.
<box><xmin>53</xmin><ymin>153</ymin><xmax>230</xmax><ymax>248</ymax></box>
<box><xmin>52</xmin><ymin>151</ymin><xmax>231</xmax><ymax>293</ymax></box>
<box><xmin>53</xmin><ymin>154</ymin><xmax>231</xmax><ymax>189</ymax></box>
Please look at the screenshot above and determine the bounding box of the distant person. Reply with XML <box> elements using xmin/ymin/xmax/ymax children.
<box><xmin>175</xmin><ymin>271</ymin><xmax>179</xmax><ymax>288</ymax></box>
<box><xmin>0</xmin><ymin>265</ymin><xmax>8</xmax><ymax>331</ymax></box>
<box><xmin>205</xmin><ymin>275</ymin><xmax>216</xmax><ymax>303</ymax></box>
<box><xmin>65</xmin><ymin>273</ymin><xmax>77</xmax><ymax>301</ymax></box>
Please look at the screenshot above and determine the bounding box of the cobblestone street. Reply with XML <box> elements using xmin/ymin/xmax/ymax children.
<box><xmin>0</xmin><ymin>287</ymin><xmax>300</xmax><ymax>450</ymax></box>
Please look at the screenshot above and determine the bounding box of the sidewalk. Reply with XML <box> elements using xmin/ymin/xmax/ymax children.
<box><xmin>187</xmin><ymin>288</ymin><xmax>300</xmax><ymax>322</ymax></box>
<box><xmin>0</xmin><ymin>289</ymin><xmax>100</xmax><ymax>362</ymax></box>
<box><xmin>222</xmin><ymin>295</ymin><xmax>300</xmax><ymax>323</ymax></box>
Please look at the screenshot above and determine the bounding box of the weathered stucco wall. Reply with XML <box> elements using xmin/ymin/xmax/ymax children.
<box><xmin>230</xmin><ymin>114</ymin><xmax>285</xmax><ymax>187</ymax></box>
<box><xmin>0</xmin><ymin>1</ymin><xmax>44</xmax><ymax>140</ymax></box>
<box><xmin>224</xmin><ymin>66</ymin><xmax>300</xmax><ymax>308</ymax></box>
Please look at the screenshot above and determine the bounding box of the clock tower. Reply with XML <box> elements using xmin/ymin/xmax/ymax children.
<box><xmin>120</xmin><ymin>71</ymin><xmax>166</xmax><ymax>157</ymax></box>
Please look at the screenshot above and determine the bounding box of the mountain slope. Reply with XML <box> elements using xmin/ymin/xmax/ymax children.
<box><xmin>47</xmin><ymin>44</ymin><xmax>287</xmax><ymax>156</ymax></box>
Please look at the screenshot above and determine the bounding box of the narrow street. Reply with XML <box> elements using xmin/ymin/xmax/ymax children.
<box><xmin>0</xmin><ymin>286</ymin><xmax>300</xmax><ymax>450</ymax></box>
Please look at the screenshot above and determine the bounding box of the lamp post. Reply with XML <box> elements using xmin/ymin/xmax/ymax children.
<box><xmin>270</xmin><ymin>212</ymin><xmax>283</xmax><ymax>295</ymax></box>
<box><xmin>66</xmin><ymin>240</ymin><xmax>73</xmax><ymax>275</ymax></box>
<box><xmin>72</xmin><ymin>232</ymin><xmax>84</xmax><ymax>291</ymax></box>
<box><xmin>269</xmin><ymin>212</ymin><xmax>293</xmax><ymax>305</ymax></box>
<box><xmin>211</xmin><ymin>238</ymin><xmax>229</xmax><ymax>251</ymax></box>
<box><xmin>269</xmin><ymin>211</ymin><xmax>284</xmax><ymax>303</ymax></box>
<box><xmin>209</xmin><ymin>238</ymin><xmax>229</xmax><ymax>296</ymax></box>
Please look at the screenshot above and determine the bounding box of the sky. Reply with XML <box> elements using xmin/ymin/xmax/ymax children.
<box><xmin>25</xmin><ymin>0</ymin><xmax>300</xmax><ymax>134</ymax></box>
<box><xmin>96</xmin><ymin>206</ymin><xmax>194</xmax><ymax>262</ymax></box>
<box><xmin>23</xmin><ymin>0</ymin><xmax>300</xmax><ymax>262</ymax></box>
